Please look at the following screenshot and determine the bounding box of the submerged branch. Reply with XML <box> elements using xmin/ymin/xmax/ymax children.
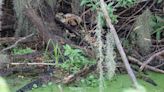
<box><xmin>140</xmin><ymin>50</ymin><xmax>164</xmax><ymax>71</ymax></box>
<box><xmin>128</xmin><ymin>56</ymin><xmax>164</xmax><ymax>73</ymax></box>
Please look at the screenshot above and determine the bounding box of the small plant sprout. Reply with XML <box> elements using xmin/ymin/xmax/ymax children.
<box><xmin>59</xmin><ymin>44</ymin><xmax>95</xmax><ymax>73</ymax></box>
<box><xmin>44</xmin><ymin>39</ymin><xmax>63</xmax><ymax>65</ymax></box>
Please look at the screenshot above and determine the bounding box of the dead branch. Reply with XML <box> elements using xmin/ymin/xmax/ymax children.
<box><xmin>155</xmin><ymin>63</ymin><xmax>164</xmax><ymax>68</ymax></box>
<box><xmin>0</xmin><ymin>37</ymin><xmax>38</xmax><ymax>44</ymax></box>
<box><xmin>0</xmin><ymin>33</ymin><xmax>34</xmax><ymax>53</ymax></box>
<box><xmin>140</xmin><ymin>50</ymin><xmax>164</xmax><ymax>71</ymax></box>
<box><xmin>10</xmin><ymin>62</ymin><xmax>56</xmax><ymax>66</ymax></box>
<box><xmin>128</xmin><ymin>56</ymin><xmax>164</xmax><ymax>73</ymax></box>
<box><xmin>0</xmin><ymin>37</ymin><xmax>23</xmax><ymax>43</ymax></box>
<box><xmin>99</xmin><ymin>0</ymin><xmax>138</xmax><ymax>86</ymax></box>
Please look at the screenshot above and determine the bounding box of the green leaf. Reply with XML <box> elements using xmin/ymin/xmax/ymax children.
<box><xmin>157</xmin><ymin>0</ymin><xmax>163</xmax><ymax>4</ymax></box>
<box><xmin>156</xmin><ymin>31</ymin><xmax>161</xmax><ymax>40</ymax></box>
<box><xmin>80</xmin><ymin>0</ymin><xmax>90</xmax><ymax>6</ymax></box>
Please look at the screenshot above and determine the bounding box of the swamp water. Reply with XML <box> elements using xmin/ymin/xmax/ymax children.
<box><xmin>1</xmin><ymin>72</ymin><xmax>164</xmax><ymax>92</ymax></box>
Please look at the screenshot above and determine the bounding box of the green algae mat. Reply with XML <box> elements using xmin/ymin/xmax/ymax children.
<box><xmin>2</xmin><ymin>72</ymin><xmax>164</xmax><ymax>92</ymax></box>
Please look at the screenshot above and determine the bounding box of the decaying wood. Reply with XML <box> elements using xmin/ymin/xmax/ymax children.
<box><xmin>100</xmin><ymin>0</ymin><xmax>138</xmax><ymax>87</ymax></box>
<box><xmin>0</xmin><ymin>65</ymin><xmax>36</xmax><ymax>77</ymax></box>
<box><xmin>128</xmin><ymin>56</ymin><xmax>164</xmax><ymax>73</ymax></box>
<box><xmin>24</xmin><ymin>8</ymin><xmax>73</xmax><ymax>46</ymax></box>
<box><xmin>10</xmin><ymin>51</ymin><xmax>42</xmax><ymax>61</ymax></box>
<box><xmin>24</xmin><ymin>7</ymin><xmax>95</xmax><ymax>58</ymax></box>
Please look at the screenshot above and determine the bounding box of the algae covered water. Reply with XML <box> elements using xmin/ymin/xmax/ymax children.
<box><xmin>3</xmin><ymin>72</ymin><xmax>164</xmax><ymax>92</ymax></box>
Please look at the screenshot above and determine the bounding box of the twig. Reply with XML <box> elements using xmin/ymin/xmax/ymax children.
<box><xmin>10</xmin><ymin>62</ymin><xmax>56</xmax><ymax>66</ymax></box>
<box><xmin>0</xmin><ymin>33</ymin><xmax>34</xmax><ymax>53</ymax></box>
<box><xmin>128</xmin><ymin>56</ymin><xmax>164</xmax><ymax>73</ymax></box>
<box><xmin>155</xmin><ymin>63</ymin><xmax>164</xmax><ymax>68</ymax></box>
<box><xmin>0</xmin><ymin>37</ymin><xmax>38</xmax><ymax>44</ymax></box>
<box><xmin>99</xmin><ymin>0</ymin><xmax>138</xmax><ymax>87</ymax></box>
<box><xmin>140</xmin><ymin>50</ymin><xmax>164</xmax><ymax>71</ymax></box>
